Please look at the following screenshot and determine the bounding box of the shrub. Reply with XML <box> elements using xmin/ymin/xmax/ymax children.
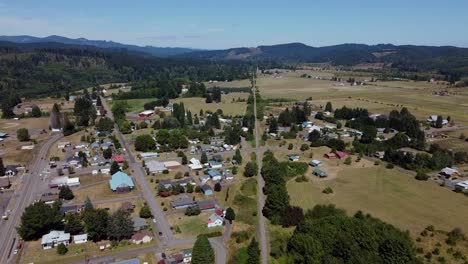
<box><xmin>446</xmin><ymin>228</ymin><xmax>465</xmax><ymax>245</ymax></box>
<box><xmin>56</xmin><ymin>243</ymin><xmax>68</xmax><ymax>255</ymax></box>
<box><xmin>175</xmin><ymin>172</ymin><xmax>183</xmax><ymax>179</ymax></box>
<box><xmin>426</xmin><ymin>225</ymin><xmax>435</xmax><ymax>232</ymax></box>
<box><xmin>322</xmin><ymin>187</ymin><xmax>333</xmax><ymax>194</ymax></box>
<box><xmin>374</xmin><ymin>160</ymin><xmax>381</xmax><ymax>166</ymax></box>
<box><xmin>416</xmin><ymin>247</ymin><xmax>424</xmax><ymax>254</ymax></box>
<box><xmin>233</xmin><ymin>231</ymin><xmax>249</xmax><ymax>243</ymax></box>
<box><xmin>386</xmin><ymin>163</ymin><xmax>394</xmax><ymax>169</ymax></box>
<box><xmin>163</xmin><ymin>170</ymin><xmax>169</xmax><ymax>174</ymax></box>
<box><xmin>344</xmin><ymin>156</ymin><xmax>352</xmax><ymax>165</ymax></box>
<box><xmin>415</xmin><ymin>172</ymin><xmax>429</xmax><ymax>181</ymax></box>
<box><xmin>432</xmin><ymin>248</ymin><xmax>440</xmax><ymax>255</ymax></box>
<box><xmin>139</xmin><ymin>206</ymin><xmax>152</xmax><ymax>218</ymax></box>
<box><xmin>300</xmin><ymin>144</ymin><xmax>309</xmax><ymax>151</ymax></box>
<box><xmin>295</xmin><ymin>175</ymin><xmax>309</xmax><ymax>182</ymax></box>
<box><xmin>288</xmin><ymin>143</ymin><xmax>293</xmax><ymax>150</ymax></box>
<box><xmin>185</xmin><ymin>206</ymin><xmax>201</xmax><ymax>216</ymax></box>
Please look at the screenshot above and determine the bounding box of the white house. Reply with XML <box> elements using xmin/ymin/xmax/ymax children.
<box><xmin>73</xmin><ymin>234</ymin><xmax>88</xmax><ymax>244</ymax></box>
<box><xmin>189</xmin><ymin>158</ymin><xmax>203</xmax><ymax>170</ymax></box>
<box><xmin>57</xmin><ymin>141</ymin><xmax>71</xmax><ymax>149</ymax></box>
<box><xmin>207</xmin><ymin>213</ymin><xmax>223</xmax><ymax>228</ymax></box>
<box><xmin>41</xmin><ymin>230</ymin><xmax>70</xmax><ymax>249</ymax></box>
<box><xmin>131</xmin><ymin>230</ymin><xmax>153</xmax><ymax>244</ymax></box>
<box><xmin>455</xmin><ymin>181</ymin><xmax>468</xmax><ymax>192</ymax></box>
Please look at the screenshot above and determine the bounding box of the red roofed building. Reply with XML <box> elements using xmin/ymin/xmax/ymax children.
<box><xmin>324</xmin><ymin>153</ymin><xmax>336</xmax><ymax>159</ymax></box>
<box><xmin>111</xmin><ymin>155</ymin><xmax>125</xmax><ymax>163</ymax></box>
<box><xmin>336</xmin><ymin>151</ymin><xmax>348</xmax><ymax>159</ymax></box>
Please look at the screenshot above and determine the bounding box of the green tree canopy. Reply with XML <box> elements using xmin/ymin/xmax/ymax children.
<box><xmin>17</xmin><ymin>202</ymin><xmax>63</xmax><ymax>240</ymax></box>
<box><xmin>192</xmin><ymin>235</ymin><xmax>215</xmax><ymax>264</ymax></box>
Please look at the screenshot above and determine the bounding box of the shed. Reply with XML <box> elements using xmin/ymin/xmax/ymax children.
<box><xmin>73</xmin><ymin>234</ymin><xmax>88</xmax><ymax>244</ymax></box>
<box><xmin>287</xmin><ymin>154</ymin><xmax>300</xmax><ymax>162</ymax></box>
<box><xmin>336</xmin><ymin>151</ymin><xmax>348</xmax><ymax>159</ymax></box>
<box><xmin>324</xmin><ymin>153</ymin><xmax>336</xmax><ymax>159</ymax></box>
<box><xmin>164</xmin><ymin>161</ymin><xmax>181</xmax><ymax>170</ymax></box>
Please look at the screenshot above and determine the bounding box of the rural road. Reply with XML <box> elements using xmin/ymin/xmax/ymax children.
<box><xmin>0</xmin><ymin>133</ymin><xmax>63</xmax><ymax>264</ymax></box>
<box><xmin>252</xmin><ymin>74</ymin><xmax>269</xmax><ymax>264</ymax></box>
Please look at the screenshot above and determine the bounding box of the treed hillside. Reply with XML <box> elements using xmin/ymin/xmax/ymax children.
<box><xmin>0</xmin><ymin>41</ymin><xmax>251</xmax><ymax>97</ymax></box>
<box><xmin>176</xmin><ymin>43</ymin><xmax>468</xmax><ymax>77</ymax></box>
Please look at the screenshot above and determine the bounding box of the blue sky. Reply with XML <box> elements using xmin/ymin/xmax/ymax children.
<box><xmin>0</xmin><ymin>0</ymin><xmax>467</xmax><ymax>49</ymax></box>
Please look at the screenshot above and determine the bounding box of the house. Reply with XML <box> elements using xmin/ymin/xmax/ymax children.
<box><xmin>336</xmin><ymin>151</ymin><xmax>348</xmax><ymax>159</ymax></box>
<box><xmin>206</xmin><ymin>169</ymin><xmax>222</xmax><ymax>181</ymax></box>
<box><xmin>66</xmin><ymin>156</ymin><xmax>82</xmax><ymax>167</ymax></box>
<box><xmin>309</xmin><ymin>160</ymin><xmax>322</xmax><ymax>167</ymax></box>
<box><xmin>324</xmin><ymin>153</ymin><xmax>336</xmax><ymax>159</ymax></box>
<box><xmin>427</xmin><ymin>115</ymin><xmax>448</xmax><ymax>126</ymax></box>
<box><xmin>313</xmin><ymin>169</ymin><xmax>327</xmax><ymax>178</ymax></box>
<box><xmin>140</xmin><ymin>152</ymin><xmax>159</xmax><ymax>159</ymax></box>
<box><xmin>41</xmin><ymin>230</ymin><xmax>70</xmax><ymax>249</ymax></box>
<box><xmin>111</xmin><ymin>155</ymin><xmax>125</xmax><ymax>163</ymax></box>
<box><xmin>49</xmin><ymin>176</ymin><xmax>80</xmax><ymax>188</ymax></box>
<box><xmin>163</xmin><ymin>161</ymin><xmax>181</xmax><ymax>170</ymax></box>
<box><xmin>41</xmin><ymin>193</ymin><xmax>59</xmax><ymax>204</ymax></box>
<box><xmin>146</xmin><ymin>160</ymin><xmax>167</xmax><ymax>174</ymax></box>
<box><xmin>182</xmin><ymin>249</ymin><xmax>192</xmax><ymax>263</ymax></box>
<box><xmin>132</xmin><ymin>216</ymin><xmax>148</xmax><ymax>231</ymax></box>
<box><xmin>60</xmin><ymin>205</ymin><xmax>83</xmax><ymax>215</ymax></box>
<box><xmin>98</xmin><ymin>240</ymin><xmax>112</xmax><ymax>251</ymax></box>
<box><xmin>287</xmin><ymin>154</ymin><xmax>300</xmax><ymax>162</ymax></box>
<box><xmin>189</xmin><ymin>158</ymin><xmax>203</xmax><ymax>170</ymax></box>
<box><xmin>57</xmin><ymin>141</ymin><xmax>71</xmax><ymax>149</ymax></box>
<box><xmin>159</xmin><ymin>179</ymin><xmax>173</xmax><ymax>189</ymax></box>
<box><xmin>4</xmin><ymin>165</ymin><xmax>21</xmax><ymax>176</ymax></box>
<box><xmin>440</xmin><ymin>167</ymin><xmax>460</xmax><ymax>178</ymax></box>
<box><xmin>171</xmin><ymin>194</ymin><xmax>196</xmax><ymax>209</ymax></box>
<box><xmin>73</xmin><ymin>234</ymin><xmax>88</xmax><ymax>244</ymax></box>
<box><xmin>199</xmin><ymin>175</ymin><xmax>210</xmax><ymax>184</ymax></box>
<box><xmin>131</xmin><ymin>230</ymin><xmax>153</xmax><ymax>244</ymax></box>
<box><xmin>197</xmin><ymin>200</ymin><xmax>219</xmax><ymax>211</ymax></box>
<box><xmin>121</xmin><ymin>201</ymin><xmax>136</xmax><ymax>213</ymax></box>
<box><xmin>109</xmin><ymin>171</ymin><xmax>135</xmax><ymax>192</ymax></box>
<box><xmin>224</xmin><ymin>170</ymin><xmax>234</xmax><ymax>180</ymax></box>
<box><xmin>138</xmin><ymin>110</ymin><xmax>154</xmax><ymax>118</ymax></box>
<box><xmin>201</xmin><ymin>185</ymin><xmax>213</xmax><ymax>196</ymax></box>
<box><xmin>374</xmin><ymin>151</ymin><xmax>385</xmax><ymax>159</ymax></box>
<box><xmin>454</xmin><ymin>181</ymin><xmax>468</xmax><ymax>192</ymax></box>
<box><xmin>207</xmin><ymin>213</ymin><xmax>223</xmax><ymax>228</ymax></box>
<box><xmin>208</xmin><ymin>161</ymin><xmax>223</xmax><ymax>169</ymax></box>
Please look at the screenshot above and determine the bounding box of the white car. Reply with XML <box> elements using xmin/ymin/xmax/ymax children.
<box><xmin>152</xmin><ymin>218</ymin><xmax>157</xmax><ymax>223</ymax></box>
<box><xmin>13</xmin><ymin>249</ymin><xmax>18</xmax><ymax>255</ymax></box>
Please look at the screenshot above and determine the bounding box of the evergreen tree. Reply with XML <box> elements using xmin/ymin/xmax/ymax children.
<box><xmin>84</xmin><ymin>196</ymin><xmax>94</xmax><ymax>210</ymax></box>
<box><xmin>31</xmin><ymin>105</ymin><xmax>42</xmax><ymax>117</ymax></box>
<box><xmin>103</xmin><ymin>148</ymin><xmax>113</xmax><ymax>159</ymax></box>
<box><xmin>59</xmin><ymin>185</ymin><xmax>75</xmax><ymax>200</ymax></box>
<box><xmin>192</xmin><ymin>235</ymin><xmax>215</xmax><ymax>264</ymax></box>
<box><xmin>187</xmin><ymin>110</ymin><xmax>193</xmax><ymax>125</ymax></box>
<box><xmin>268</xmin><ymin>117</ymin><xmax>278</xmax><ymax>133</ymax></box>
<box><xmin>435</xmin><ymin>115</ymin><xmax>443</xmax><ymax>128</ymax></box>
<box><xmin>233</xmin><ymin>149</ymin><xmax>243</xmax><ymax>164</ymax></box>
<box><xmin>64</xmin><ymin>214</ymin><xmax>84</xmax><ymax>235</ymax></box>
<box><xmin>107</xmin><ymin>209</ymin><xmax>134</xmax><ymax>241</ymax></box>
<box><xmin>17</xmin><ymin>202</ymin><xmax>63</xmax><ymax>240</ymax></box>
<box><xmin>110</xmin><ymin>161</ymin><xmax>120</xmax><ymax>175</ymax></box>
<box><xmin>325</xmin><ymin>102</ymin><xmax>333</xmax><ymax>112</ymax></box>
<box><xmin>16</xmin><ymin>128</ymin><xmax>30</xmax><ymax>141</ymax></box>
<box><xmin>201</xmin><ymin>152</ymin><xmax>208</xmax><ymax>164</ymax></box>
<box><xmin>246</xmin><ymin>238</ymin><xmax>261</xmax><ymax>264</ymax></box>
<box><xmin>194</xmin><ymin>115</ymin><xmax>200</xmax><ymax>125</ymax></box>
<box><xmin>82</xmin><ymin>208</ymin><xmax>109</xmax><ymax>241</ymax></box>
<box><xmin>139</xmin><ymin>206</ymin><xmax>152</xmax><ymax>218</ymax></box>
<box><xmin>244</xmin><ymin>162</ymin><xmax>258</xmax><ymax>177</ymax></box>
<box><xmin>56</xmin><ymin>243</ymin><xmax>68</xmax><ymax>255</ymax></box>
<box><xmin>224</xmin><ymin>207</ymin><xmax>236</xmax><ymax>222</ymax></box>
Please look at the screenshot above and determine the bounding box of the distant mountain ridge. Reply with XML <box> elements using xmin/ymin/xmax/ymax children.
<box><xmin>175</xmin><ymin>42</ymin><xmax>468</xmax><ymax>76</ymax></box>
<box><xmin>0</xmin><ymin>35</ymin><xmax>197</xmax><ymax>57</ymax></box>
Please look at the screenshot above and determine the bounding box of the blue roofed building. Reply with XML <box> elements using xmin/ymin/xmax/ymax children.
<box><xmin>206</xmin><ymin>169</ymin><xmax>222</xmax><ymax>181</ymax></box>
<box><xmin>109</xmin><ymin>171</ymin><xmax>135</xmax><ymax>192</ymax></box>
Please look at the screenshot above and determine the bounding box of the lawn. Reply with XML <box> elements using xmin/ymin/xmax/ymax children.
<box><xmin>173</xmin><ymin>92</ymin><xmax>249</xmax><ymax>116</ymax></box>
<box><xmin>20</xmin><ymin>240</ymin><xmax>156</xmax><ymax>264</ymax></box>
<box><xmin>287</xmin><ymin>166</ymin><xmax>468</xmax><ymax>235</ymax></box>
<box><xmin>168</xmin><ymin>213</ymin><xmax>223</xmax><ymax>239</ymax></box>
<box><xmin>73</xmin><ymin>180</ymin><xmax>137</xmax><ymax>203</ymax></box>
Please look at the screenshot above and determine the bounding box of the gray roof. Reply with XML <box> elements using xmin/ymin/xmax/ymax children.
<box><xmin>146</xmin><ymin>160</ymin><xmax>166</xmax><ymax>172</ymax></box>
<box><xmin>132</xmin><ymin>217</ymin><xmax>147</xmax><ymax>229</ymax></box>
<box><xmin>170</xmin><ymin>194</ymin><xmax>196</xmax><ymax>208</ymax></box>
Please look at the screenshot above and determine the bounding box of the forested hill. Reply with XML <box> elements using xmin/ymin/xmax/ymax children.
<box><xmin>0</xmin><ymin>35</ymin><xmax>196</xmax><ymax>57</ymax></box>
<box><xmin>0</xmin><ymin>41</ymin><xmax>251</xmax><ymax>98</ymax></box>
<box><xmin>175</xmin><ymin>42</ymin><xmax>468</xmax><ymax>77</ymax></box>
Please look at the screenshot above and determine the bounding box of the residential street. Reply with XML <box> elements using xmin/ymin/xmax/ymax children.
<box><xmin>0</xmin><ymin>133</ymin><xmax>63</xmax><ymax>264</ymax></box>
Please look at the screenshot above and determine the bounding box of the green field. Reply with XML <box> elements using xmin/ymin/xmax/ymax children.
<box><xmin>173</xmin><ymin>92</ymin><xmax>249</xmax><ymax>116</ymax></box>
<box><xmin>287</xmin><ymin>166</ymin><xmax>468</xmax><ymax>234</ymax></box>
<box><xmin>110</xmin><ymin>98</ymin><xmax>154</xmax><ymax>113</ymax></box>
<box><xmin>170</xmin><ymin>213</ymin><xmax>223</xmax><ymax>239</ymax></box>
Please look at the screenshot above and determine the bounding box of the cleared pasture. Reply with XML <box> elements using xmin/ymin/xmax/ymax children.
<box><xmin>287</xmin><ymin>166</ymin><xmax>468</xmax><ymax>234</ymax></box>
<box><xmin>173</xmin><ymin>92</ymin><xmax>249</xmax><ymax>116</ymax></box>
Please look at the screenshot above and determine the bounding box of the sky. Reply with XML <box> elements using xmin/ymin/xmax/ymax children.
<box><xmin>0</xmin><ymin>0</ymin><xmax>467</xmax><ymax>49</ymax></box>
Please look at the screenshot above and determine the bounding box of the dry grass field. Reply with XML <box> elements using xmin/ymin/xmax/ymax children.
<box><xmin>210</xmin><ymin>70</ymin><xmax>468</xmax><ymax>123</ymax></box>
<box><xmin>167</xmin><ymin>212</ymin><xmax>224</xmax><ymax>239</ymax></box>
<box><xmin>287</xmin><ymin>165</ymin><xmax>468</xmax><ymax>235</ymax></box>
<box><xmin>173</xmin><ymin>92</ymin><xmax>249</xmax><ymax>116</ymax></box>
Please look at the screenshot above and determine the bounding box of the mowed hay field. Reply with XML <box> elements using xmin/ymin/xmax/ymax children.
<box><xmin>213</xmin><ymin>70</ymin><xmax>468</xmax><ymax>123</ymax></box>
<box><xmin>287</xmin><ymin>166</ymin><xmax>468</xmax><ymax>234</ymax></box>
<box><xmin>173</xmin><ymin>92</ymin><xmax>249</xmax><ymax>116</ymax></box>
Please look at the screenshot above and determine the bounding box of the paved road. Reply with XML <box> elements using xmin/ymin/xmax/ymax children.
<box><xmin>252</xmin><ymin>76</ymin><xmax>269</xmax><ymax>264</ymax></box>
<box><xmin>0</xmin><ymin>133</ymin><xmax>63</xmax><ymax>264</ymax></box>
